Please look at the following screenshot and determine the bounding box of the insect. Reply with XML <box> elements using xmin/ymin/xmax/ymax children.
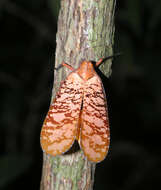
<box><xmin>40</xmin><ymin>57</ymin><xmax>111</xmax><ymax>163</ymax></box>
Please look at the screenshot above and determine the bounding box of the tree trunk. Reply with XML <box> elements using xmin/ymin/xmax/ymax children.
<box><xmin>40</xmin><ymin>0</ymin><xmax>116</xmax><ymax>189</ymax></box>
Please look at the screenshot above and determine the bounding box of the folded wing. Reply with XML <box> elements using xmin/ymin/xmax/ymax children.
<box><xmin>80</xmin><ymin>75</ymin><xmax>110</xmax><ymax>162</ymax></box>
<box><xmin>40</xmin><ymin>72</ymin><xmax>83</xmax><ymax>156</ymax></box>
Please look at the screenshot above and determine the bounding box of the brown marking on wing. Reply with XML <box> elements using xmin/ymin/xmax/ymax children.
<box><xmin>40</xmin><ymin>72</ymin><xmax>83</xmax><ymax>156</ymax></box>
<box><xmin>80</xmin><ymin>75</ymin><xmax>110</xmax><ymax>163</ymax></box>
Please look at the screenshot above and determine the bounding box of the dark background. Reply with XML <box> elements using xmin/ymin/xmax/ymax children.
<box><xmin>0</xmin><ymin>0</ymin><xmax>161</xmax><ymax>190</ymax></box>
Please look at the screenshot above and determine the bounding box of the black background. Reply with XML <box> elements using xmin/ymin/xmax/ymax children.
<box><xmin>0</xmin><ymin>0</ymin><xmax>161</xmax><ymax>190</ymax></box>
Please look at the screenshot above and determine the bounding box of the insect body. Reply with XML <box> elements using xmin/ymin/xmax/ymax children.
<box><xmin>40</xmin><ymin>58</ymin><xmax>110</xmax><ymax>163</ymax></box>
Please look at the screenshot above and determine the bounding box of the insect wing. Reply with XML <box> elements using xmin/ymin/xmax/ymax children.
<box><xmin>80</xmin><ymin>75</ymin><xmax>110</xmax><ymax>162</ymax></box>
<box><xmin>40</xmin><ymin>72</ymin><xmax>83</xmax><ymax>156</ymax></box>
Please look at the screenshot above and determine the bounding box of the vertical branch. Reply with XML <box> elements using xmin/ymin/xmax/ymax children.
<box><xmin>40</xmin><ymin>0</ymin><xmax>116</xmax><ymax>189</ymax></box>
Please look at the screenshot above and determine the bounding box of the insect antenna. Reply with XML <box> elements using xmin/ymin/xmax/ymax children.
<box><xmin>54</xmin><ymin>64</ymin><xmax>63</xmax><ymax>71</ymax></box>
<box><xmin>95</xmin><ymin>52</ymin><xmax>122</xmax><ymax>67</ymax></box>
<box><xmin>55</xmin><ymin>62</ymin><xmax>74</xmax><ymax>71</ymax></box>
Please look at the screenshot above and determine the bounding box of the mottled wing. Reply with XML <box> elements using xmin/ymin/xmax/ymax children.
<box><xmin>80</xmin><ymin>75</ymin><xmax>110</xmax><ymax>162</ymax></box>
<box><xmin>40</xmin><ymin>72</ymin><xmax>83</xmax><ymax>156</ymax></box>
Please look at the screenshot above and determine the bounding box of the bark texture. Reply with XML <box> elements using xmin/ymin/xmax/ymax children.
<box><xmin>40</xmin><ymin>0</ymin><xmax>116</xmax><ymax>189</ymax></box>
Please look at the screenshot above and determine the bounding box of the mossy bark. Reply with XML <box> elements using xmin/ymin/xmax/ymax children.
<box><xmin>40</xmin><ymin>0</ymin><xmax>116</xmax><ymax>190</ymax></box>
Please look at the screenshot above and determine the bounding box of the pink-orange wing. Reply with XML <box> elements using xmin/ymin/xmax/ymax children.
<box><xmin>80</xmin><ymin>75</ymin><xmax>110</xmax><ymax>163</ymax></box>
<box><xmin>40</xmin><ymin>72</ymin><xmax>83</xmax><ymax>156</ymax></box>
